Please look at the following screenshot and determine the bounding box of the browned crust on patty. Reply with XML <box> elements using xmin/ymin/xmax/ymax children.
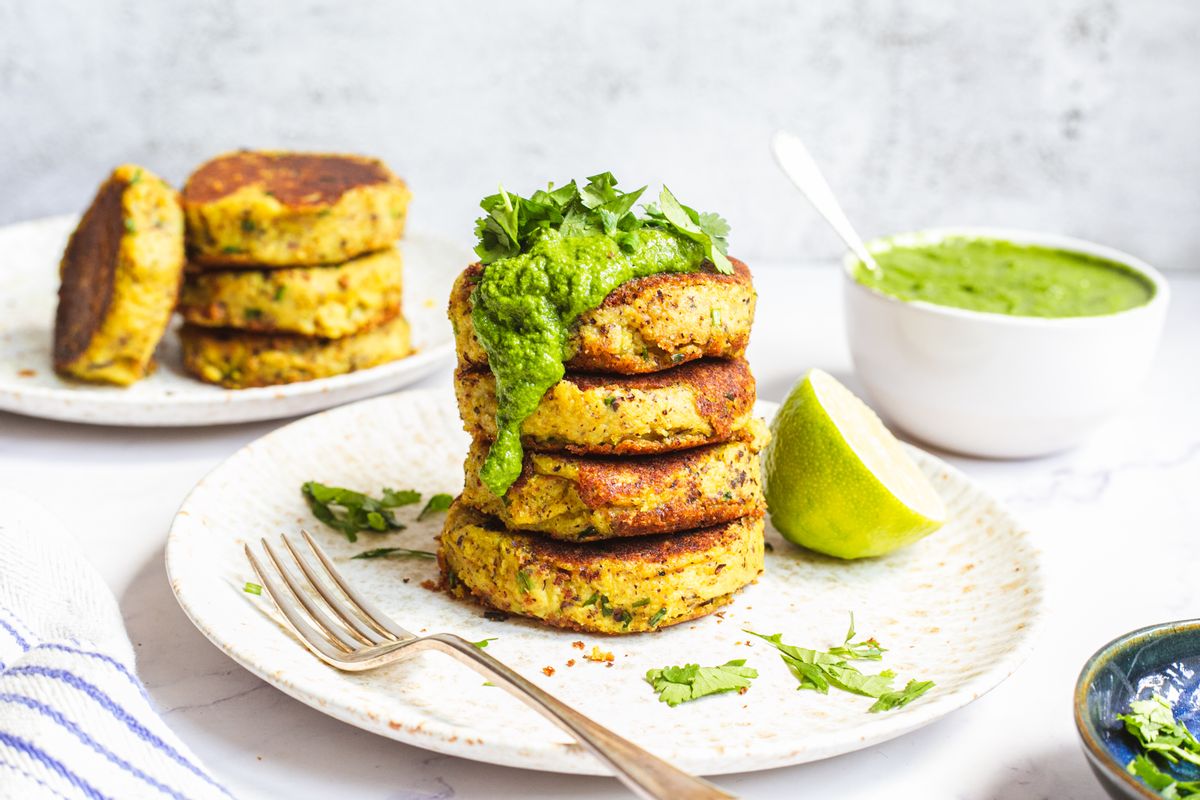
<box><xmin>54</xmin><ymin>176</ymin><xmax>126</xmax><ymax>369</ymax></box>
<box><xmin>566</xmin><ymin>356</ymin><xmax>750</xmax><ymax>395</ymax></box>
<box><xmin>471</xmin><ymin>431</ymin><xmax>765</xmax><ymax>538</ymax></box>
<box><xmin>597</xmin><ymin>256</ymin><xmax>751</xmax><ymax>307</ymax></box>
<box><xmin>451</xmin><ymin>257</ymin><xmax>754</xmax><ymax>373</ymax></box>
<box><xmin>182</xmin><ymin>151</ymin><xmax>394</xmax><ymax>207</ymax></box>
<box><xmin>455</xmin><ymin>357</ymin><xmax>756</xmax><ymax>456</ymax></box>
<box><xmin>479</xmin><ymin>510</ymin><xmax>763</xmax><ymax>570</ymax></box>
<box><xmin>551</xmin><ymin>445</ymin><xmax>762</xmax><ymax>536</ymax></box>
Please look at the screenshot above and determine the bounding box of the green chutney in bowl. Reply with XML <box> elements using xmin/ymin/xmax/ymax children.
<box><xmin>851</xmin><ymin>237</ymin><xmax>1156</xmax><ymax>318</ymax></box>
<box><xmin>841</xmin><ymin>227</ymin><xmax>1169</xmax><ymax>458</ymax></box>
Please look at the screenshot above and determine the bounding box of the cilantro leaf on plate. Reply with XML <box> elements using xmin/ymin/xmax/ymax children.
<box><xmin>418</xmin><ymin>493</ymin><xmax>454</xmax><ymax>521</ymax></box>
<box><xmin>380</xmin><ymin>488</ymin><xmax>422</xmax><ymax>507</ymax></box>
<box><xmin>301</xmin><ymin>481</ymin><xmax>407</xmax><ymax>542</ymax></box>
<box><xmin>645</xmin><ymin>660</ymin><xmax>757</xmax><ymax>707</ymax></box>
<box><xmin>868</xmin><ymin>679</ymin><xmax>936</xmax><ymax>712</ymax></box>
<box><xmin>746</xmin><ymin>613</ymin><xmax>934</xmax><ymax>713</ymax></box>
<box><xmin>351</xmin><ymin>547</ymin><xmax>435</xmax><ymax>560</ymax></box>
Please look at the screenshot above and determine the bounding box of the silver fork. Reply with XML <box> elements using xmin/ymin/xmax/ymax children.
<box><xmin>246</xmin><ymin>530</ymin><xmax>735</xmax><ymax>800</ymax></box>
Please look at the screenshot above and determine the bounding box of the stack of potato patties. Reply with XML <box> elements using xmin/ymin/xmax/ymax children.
<box><xmin>176</xmin><ymin>151</ymin><xmax>413</xmax><ymax>388</ymax></box>
<box><xmin>440</xmin><ymin>258</ymin><xmax>768</xmax><ymax>634</ymax></box>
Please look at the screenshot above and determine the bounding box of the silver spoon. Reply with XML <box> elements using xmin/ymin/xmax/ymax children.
<box><xmin>770</xmin><ymin>130</ymin><xmax>879</xmax><ymax>273</ymax></box>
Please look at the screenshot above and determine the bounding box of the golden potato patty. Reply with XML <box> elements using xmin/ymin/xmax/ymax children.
<box><xmin>450</xmin><ymin>258</ymin><xmax>755</xmax><ymax>373</ymax></box>
<box><xmin>182</xmin><ymin>151</ymin><xmax>410</xmax><ymax>267</ymax></box>
<box><xmin>179</xmin><ymin>311</ymin><xmax>411</xmax><ymax>388</ymax></box>
<box><xmin>439</xmin><ymin>501</ymin><xmax>764</xmax><ymax>633</ymax></box>
<box><xmin>179</xmin><ymin>247</ymin><xmax>403</xmax><ymax>338</ymax></box>
<box><xmin>461</xmin><ymin>417</ymin><xmax>769</xmax><ymax>540</ymax></box>
<box><xmin>54</xmin><ymin>164</ymin><xmax>185</xmax><ymax>386</ymax></box>
<box><xmin>455</xmin><ymin>358</ymin><xmax>756</xmax><ymax>456</ymax></box>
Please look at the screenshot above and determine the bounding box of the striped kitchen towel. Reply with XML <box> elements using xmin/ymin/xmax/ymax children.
<box><xmin>0</xmin><ymin>490</ymin><xmax>229</xmax><ymax>800</ymax></box>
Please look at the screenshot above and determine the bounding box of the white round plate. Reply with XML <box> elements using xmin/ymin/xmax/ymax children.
<box><xmin>166</xmin><ymin>389</ymin><xmax>1045</xmax><ymax>776</ymax></box>
<box><xmin>0</xmin><ymin>215</ymin><xmax>467</xmax><ymax>426</ymax></box>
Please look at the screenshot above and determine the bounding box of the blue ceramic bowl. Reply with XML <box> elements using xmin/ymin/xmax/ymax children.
<box><xmin>1075</xmin><ymin>620</ymin><xmax>1200</xmax><ymax>799</ymax></box>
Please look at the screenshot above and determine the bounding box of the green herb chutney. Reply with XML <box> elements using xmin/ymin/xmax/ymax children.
<box><xmin>852</xmin><ymin>237</ymin><xmax>1154</xmax><ymax>318</ymax></box>
<box><xmin>470</xmin><ymin>228</ymin><xmax>706</xmax><ymax>496</ymax></box>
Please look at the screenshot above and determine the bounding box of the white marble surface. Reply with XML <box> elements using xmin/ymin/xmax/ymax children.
<box><xmin>3</xmin><ymin>1</ymin><xmax>1199</xmax><ymax>270</ymax></box>
<box><xmin>1</xmin><ymin>264</ymin><xmax>1197</xmax><ymax>799</ymax></box>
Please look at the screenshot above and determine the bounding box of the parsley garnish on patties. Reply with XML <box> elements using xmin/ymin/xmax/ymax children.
<box><xmin>473</xmin><ymin>173</ymin><xmax>732</xmax><ymax>274</ymax></box>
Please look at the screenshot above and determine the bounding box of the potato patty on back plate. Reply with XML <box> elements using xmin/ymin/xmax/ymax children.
<box><xmin>179</xmin><ymin>311</ymin><xmax>411</xmax><ymax>388</ymax></box>
<box><xmin>449</xmin><ymin>258</ymin><xmax>756</xmax><ymax>373</ymax></box>
<box><xmin>461</xmin><ymin>417</ymin><xmax>769</xmax><ymax>540</ymax></box>
<box><xmin>438</xmin><ymin>500</ymin><xmax>765</xmax><ymax>634</ymax></box>
<box><xmin>178</xmin><ymin>246</ymin><xmax>403</xmax><ymax>338</ymax></box>
<box><xmin>182</xmin><ymin>151</ymin><xmax>410</xmax><ymax>268</ymax></box>
<box><xmin>454</xmin><ymin>357</ymin><xmax>757</xmax><ymax>456</ymax></box>
<box><xmin>54</xmin><ymin>164</ymin><xmax>185</xmax><ymax>386</ymax></box>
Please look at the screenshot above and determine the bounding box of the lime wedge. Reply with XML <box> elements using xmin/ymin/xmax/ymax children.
<box><xmin>764</xmin><ymin>369</ymin><xmax>946</xmax><ymax>559</ymax></box>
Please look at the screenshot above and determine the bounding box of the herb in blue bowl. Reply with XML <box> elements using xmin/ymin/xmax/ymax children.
<box><xmin>1075</xmin><ymin>620</ymin><xmax>1200</xmax><ymax>798</ymax></box>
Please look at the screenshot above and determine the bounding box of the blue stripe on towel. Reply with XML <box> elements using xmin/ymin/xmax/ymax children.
<box><xmin>0</xmin><ymin>693</ymin><xmax>190</xmax><ymax>800</ymax></box>
<box><xmin>0</xmin><ymin>617</ymin><xmax>29</xmax><ymax>652</ymax></box>
<box><xmin>31</xmin><ymin>643</ymin><xmax>150</xmax><ymax>700</ymax></box>
<box><xmin>0</xmin><ymin>605</ymin><xmax>35</xmax><ymax>635</ymax></box>
<box><xmin>0</xmin><ymin>755</ymin><xmax>74</xmax><ymax>800</ymax></box>
<box><xmin>0</xmin><ymin>731</ymin><xmax>110</xmax><ymax>800</ymax></box>
<box><xmin>2</xmin><ymin>666</ymin><xmax>229</xmax><ymax>796</ymax></box>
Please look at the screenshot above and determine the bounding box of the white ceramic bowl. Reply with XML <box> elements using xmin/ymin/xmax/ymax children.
<box><xmin>842</xmin><ymin>227</ymin><xmax>1170</xmax><ymax>458</ymax></box>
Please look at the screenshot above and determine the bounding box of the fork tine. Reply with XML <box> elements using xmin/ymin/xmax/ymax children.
<box><xmin>245</xmin><ymin>544</ymin><xmax>347</xmax><ymax>663</ymax></box>
<box><xmin>260</xmin><ymin>538</ymin><xmax>364</xmax><ymax>651</ymax></box>
<box><xmin>280</xmin><ymin>535</ymin><xmax>389</xmax><ymax>646</ymax></box>
<box><xmin>300</xmin><ymin>529</ymin><xmax>415</xmax><ymax>641</ymax></box>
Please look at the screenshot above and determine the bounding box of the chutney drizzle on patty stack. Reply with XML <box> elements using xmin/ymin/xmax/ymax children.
<box><xmin>440</xmin><ymin>173</ymin><xmax>767</xmax><ymax>634</ymax></box>
<box><xmin>176</xmin><ymin>151</ymin><xmax>414</xmax><ymax>388</ymax></box>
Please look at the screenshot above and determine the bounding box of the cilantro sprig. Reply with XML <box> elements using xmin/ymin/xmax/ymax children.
<box><xmin>746</xmin><ymin>614</ymin><xmax>934</xmax><ymax>713</ymax></box>
<box><xmin>1118</xmin><ymin>694</ymin><xmax>1200</xmax><ymax>796</ymax></box>
<box><xmin>301</xmin><ymin>482</ymin><xmax>451</xmax><ymax>542</ymax></box>
<box><xmin>1129</xmin><ymin>754</ymin><xmax>1200</xmax><ymax>797</ymax></box>
<box><xmin>351</xmin><ymin>547</ymin><xmax>436</xmax><ymax>560</ymax></box>
<box><xmin>418</xmin><ymin>493</ymin><xmax>454</xmax><ymax>521</ymax></box>
<box><xmin>645</xmin><ymin>660</ymin><xmax>758</xmax><ymax>707</ymax></box>
<box><xmin>473</xmin><ymin>172</ymin><xmax>732</xmax><ymax>273</ymax></box>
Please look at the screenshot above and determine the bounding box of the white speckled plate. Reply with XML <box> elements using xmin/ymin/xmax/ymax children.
<box><xmin>0</xmin><ymin>215</ymin><xmax>466</xmax><ymax>426</ymax></box>
<box><xmin>166</xmin><ymin>389</ymin><xmax>1045</xmax><ymax>775</ymax></box>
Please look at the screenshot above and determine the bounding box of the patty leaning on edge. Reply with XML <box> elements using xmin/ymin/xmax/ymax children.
<box><xmin>439</xmin><ymin>500</ymin><xmax>765</xmax><ymax>634</ymax></box>
<box><xmin>461</xmin><ymin>417</ymin><xmax>769</xmax><ymax>540</ymax></box>
<box><xmin>449</xmin><ymin>258</ymin><xmax>756</xmax><ymax>373</ymax></box>
<box><xmin>182</xmin><ymin>151</ymin><xmax>410</xmax><ymax>268</ymax></box>
<box><xmin>179</xmin><ymin>311</ymin><xmax>411</xmax><ymax>388</ymax></box>
<box><xmin>179</xmin><ymin>247</ymin><xmax>403</xmax><ymax>339</ymax></box>
<box><xmin>54</xmin><ymin>164</ymin><xmax>185</xmax><ymax>386</ymax></box>
<box><xmin>455</xmin><ymin>357</ymin><xmax>756</xmax><ymax>456</ymax></box>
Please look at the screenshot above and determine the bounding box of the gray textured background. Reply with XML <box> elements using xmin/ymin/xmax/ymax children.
<box><xmin>1</xmin><ymin>0</ymin><xmax>1197</xmax><ymax>268</ymax></box>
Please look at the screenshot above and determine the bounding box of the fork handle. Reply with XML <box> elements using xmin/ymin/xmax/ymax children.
<box><xmin>413</xmin><ymin>633</ymin><xmax>735</xmax><ymax>800</ymax></box>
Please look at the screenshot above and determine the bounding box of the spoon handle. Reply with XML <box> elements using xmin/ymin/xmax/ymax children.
<box><xmin>771</xmin><ymin>130</ymin><xmax>879</xmax><ymax>272</ymax></box>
